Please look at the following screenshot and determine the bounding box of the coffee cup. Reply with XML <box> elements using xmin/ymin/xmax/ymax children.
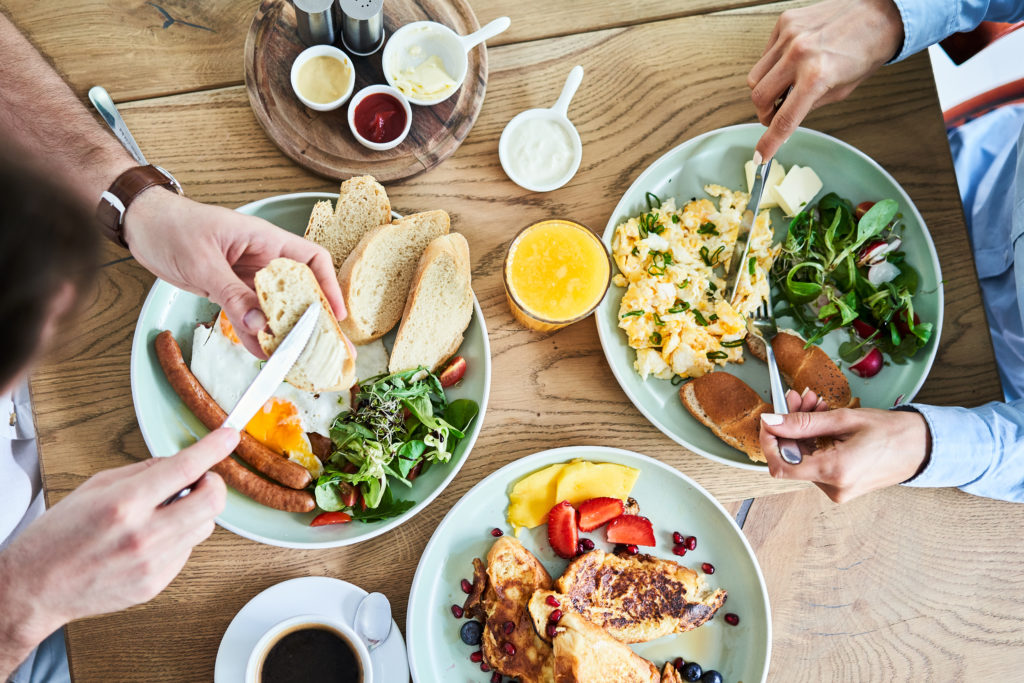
<box><xmin>245</xmin><ymin>614</ymin><xmax>372</xmax><ymax>683</ymax></box>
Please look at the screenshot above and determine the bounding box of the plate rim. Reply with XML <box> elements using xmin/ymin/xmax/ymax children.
<box><xmin>595</xmin><ymin>123</ymin><xmax>945</xmax><ymax>470</ymax></box>
<box><xmin>130</xmin><ymin>191</ymin><xmax>492</xmax><ymax>549</ymax></box>
<box><xmin>404</xmin><ymin>445</ymin><xmax>773</xmax><ymax>683</ymax></box>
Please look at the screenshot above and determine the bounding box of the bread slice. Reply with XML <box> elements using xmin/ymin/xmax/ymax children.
<box><xmin>680</xmin><ymin>372</ymin><xmax>770</xmax><ymax>462</ymax></box>
<box><xmin>254</xmin><ymin>257</ymin><xmax>356</xmax><ymax>392</ymax></box>
<box><xmin>337</xmin><ymin>210</ymin><xmax>451</xmax><ymax>344</ymax></box>
<box><xmin>303</xmin><ymin>175</ymin><xmax>391</xmax><ymax>272</ymax></box>
<box><xmin>552</xmin><ymin>612</ymin><xmax>661</xmax><ymax>683</ymax></box>
<box><xmin>388</xmin><ymin>233</ymin><xmax>473</xmax><ymax>373</ymax></box>
<box><xmin>747</xmin><ymin>330</ymin><xmax>858</xmax><ymax>409</ymax></box>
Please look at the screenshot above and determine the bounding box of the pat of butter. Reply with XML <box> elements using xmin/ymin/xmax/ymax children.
<box><xmin>744</xmin><ymin>159</ymin><xmax>787</xmax><ymax>209</ymax></box>
<box><xmin>392</xmin><ymin>55</ymin><xmax>457</xmax><ymax>99</ymax></box>
<box><xmin>771</xmin><ymin>165</ymin><xmax>823</xmax><ymax>216</ymax></box>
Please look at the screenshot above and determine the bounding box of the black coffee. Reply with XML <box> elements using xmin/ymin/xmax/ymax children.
<box><xmin>261</xmin><ymin>626</ymin><xmax>362</xmax><ymax>683</ymax></box>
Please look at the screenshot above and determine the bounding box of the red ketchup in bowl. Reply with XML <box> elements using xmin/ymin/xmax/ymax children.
<box><xmin>353</xmin><ymin>93</ymin><xmax>407</xmax><ymax>144</ymax></box>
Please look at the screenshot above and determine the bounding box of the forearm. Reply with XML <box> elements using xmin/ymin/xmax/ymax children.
<box><xmin>0</xmin><ymin>12</ymin><xmax>133</xmax><ymax>208</ymax></box>
<box><xmin>891</xmin><ymin>0</ymin><xmax>1024</xmax><ymax>62</ymax></box>
<box><xmin>0</xmin><ymin>549</ymin><xmax>58</xmax><ymax>678</ymax></box>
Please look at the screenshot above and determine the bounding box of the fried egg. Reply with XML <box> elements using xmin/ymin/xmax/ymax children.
<box><xmin>190</xmin><ymin>311</ymin><xmax>388</xmax><ymax>477</ymax></box>
<box><xmin>611</xmin><ymin>186</ymin><xmax>781</xmax><ymax>380</ymax></box>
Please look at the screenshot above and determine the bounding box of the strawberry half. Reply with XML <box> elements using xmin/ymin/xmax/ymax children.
<box><xmin>547</xmin><ymin>501</ymin><xmax>579</xmax><ymax>559</ymax></box>
<box><xmin>439</xmin><ymin>356</ymin><xmax>468</xmax><ymax>388</ymax></box>
<box><xmin>605</xmin><ymin>515</ymin><xmax>656</xmax><ymax>547</ymax></box>
<box><xmin>577</xmin><ymin>497</ymin><xmax>625</xmax><ymax>532</ymax></box>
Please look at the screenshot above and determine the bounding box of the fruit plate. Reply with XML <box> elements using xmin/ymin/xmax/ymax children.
<box><xmin>405</xmin><ymin>446</ymin><xmax>771</xmax><ymax>683</ymax></box>
<box><xmin>595</xmin><ymin>123</ymin><xmax>943</xmax><ymax>471</ymax></box>
<box><xmin>130</xmin><ymin>192</ymin><xmax>491</xmax><ymax>549</ymax></box>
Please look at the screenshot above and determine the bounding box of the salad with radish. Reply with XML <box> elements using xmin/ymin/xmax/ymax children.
<box><xmin>772</xmin><ymin>193</ymin><xmax>933</xmax><ymax>378</ymax></box>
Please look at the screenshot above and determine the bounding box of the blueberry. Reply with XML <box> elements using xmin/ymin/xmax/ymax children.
<box><xmin>681</xmin><ymin>662</ymin><xmax>702</xmax><ymax>681</ymax></box>
<box><xmin>459</xmin><ymin>620</ymin><xmax>483</xmax><ymax>645</ymax></box>
<box><xmin>700</xmin><ymin>670</ymin><xmax>723</xmax><ymax>683</ymax></box>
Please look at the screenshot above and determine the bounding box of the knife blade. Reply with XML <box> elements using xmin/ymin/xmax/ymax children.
<box><xmin>725</xmin><ymin>157</ymin><xmax>774</xmax><ymax>306</ymax></box>
<box><xmin>222</xmin><ymin>299</ymin><xmax>322</xmax><ymax>431</ymax></box>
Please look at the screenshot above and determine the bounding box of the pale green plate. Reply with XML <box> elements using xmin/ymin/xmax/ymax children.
<box><xmin>406</xmin><ymin>446</ymin><xmax>771</xmax><ymax>683</ymax></box>
<box><xmin>130</xmin><ymin>193</ymin><xmax>491</xmax><ymax>549</ymax></box>
<box><xmin>596</xmin><ymin>124</ymin><xmax>943</xmax><ymax>470</ymax></box>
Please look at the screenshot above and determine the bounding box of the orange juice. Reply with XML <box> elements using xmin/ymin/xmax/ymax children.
<box><xmin>504</xmin><ymin>220</ymin><xmax>611</xmax><ymax>331</ymax></box>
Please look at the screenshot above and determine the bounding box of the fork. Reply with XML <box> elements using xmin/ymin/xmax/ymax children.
<box><xmin>747</xmin><ymin>293</ymin><xmax>803</xmax><ymax>465</ymax></box>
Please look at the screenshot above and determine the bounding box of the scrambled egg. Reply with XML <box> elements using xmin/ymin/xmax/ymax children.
<box><xmin>612</xmin><ymin>185</ymin><xmax>780</xmax><ymax>380</ymax></box>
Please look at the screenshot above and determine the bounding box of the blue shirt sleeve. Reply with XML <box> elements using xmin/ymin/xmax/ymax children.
<box><xmin>891</xmin><ymin>0</ymin><xmax>1024</xmax><ymax>62</ymax></box>
<box><xmin>900</xmin><ymin>402</ymin><xmax>1024</xmax><ymax>502</ymax></box>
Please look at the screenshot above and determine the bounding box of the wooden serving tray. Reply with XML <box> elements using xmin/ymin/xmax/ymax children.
<box><xmin>244</xmin><ymin>0</ymin><xmax>486</xmax><ymax>183</ymax></box>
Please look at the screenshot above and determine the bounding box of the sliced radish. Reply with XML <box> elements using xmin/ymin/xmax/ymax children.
<box><xmin>851</xmin><ymin>319</ymin><xmax>877</xmax><ymax>338</ymax></box>
<box><xmin>855</xmin><ymin>201</ymin><xmax>876</xmax><ymax>220</ymax></box>
<box><xmin>850</xmin><ymin>348</ymin><xmax>883</xmax><ymax>378</ymax></box>
<box><xmin>858</xmin><ymin>239</ymin><xmax>902</xmax><ymax>267</ymax></box>
<box><xmin>868</xmin><ymin>260</ymin><xmax>901</xmax><ymax>286</ymax></box>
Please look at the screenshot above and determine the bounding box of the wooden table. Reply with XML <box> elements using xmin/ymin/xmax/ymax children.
<box><xmin>11</xmin><ymin>0</ymin><xmax>1024</xmax><ymax>680</ymax></box>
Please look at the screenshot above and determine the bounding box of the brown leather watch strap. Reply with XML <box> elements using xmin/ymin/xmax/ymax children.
<box><xmin>96</xmin><ymin>164</ymin><xmax>182</xmax><ymax>248</ymax></box>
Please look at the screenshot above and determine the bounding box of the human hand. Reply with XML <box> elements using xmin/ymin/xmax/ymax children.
<box><xmin>0</xmin><ymin>429</ymin><xmax>236</xmax><ymax>662</ymax></box>
<box><xmin>123</xmin><ymin>190</ymin><xmax>345</xmax><ymax>357</ymax></box>
<box><xmin>747</xmin><ymin>0</ymin><xmax>904</xmax><ymax>160</ymax></box>
<box><xmin>759</xmin><ymin>394</ymin><xmax>929</xmax><ymax>503</ymax></box>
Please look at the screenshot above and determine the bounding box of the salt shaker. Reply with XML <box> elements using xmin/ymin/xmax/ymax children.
<box><xmin>337</xmin><ymin>0</ymin><xmax>385</xmax><ymax>56</ymax></box>
<box><xmin>292</xmin><ymin>0</ymin><xmax>338</xmax><ymax>46</ymax></box>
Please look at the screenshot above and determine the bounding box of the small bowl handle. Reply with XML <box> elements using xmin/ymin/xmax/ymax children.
<box><xmin>459</xmin><ymin>16</ymin><xmax>511</xmax><ymax>52</ymax></box>
<box><xmin>551</xmin><ymin>65</ymin><xmax>584</xmax><ymax>120</ymax></box>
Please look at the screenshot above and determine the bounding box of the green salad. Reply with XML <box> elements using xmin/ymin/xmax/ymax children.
<box><xmin>313</xmin><ymin>367</ymin><xmax>478</xmax><ymax>522</ymax></box>
<box><xmin>773</xmin><ymin>193</ymin><xmax>933</xmax><ymax>376</ymax></box>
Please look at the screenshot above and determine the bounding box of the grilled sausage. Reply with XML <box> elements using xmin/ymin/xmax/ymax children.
<box><xmin>209</xmin><ymin>455</ymin><xmax>315</xmax><ymax>513</ymax></box>
<box><xmin>154</xmin><ymin>330</ymin><xmax>314</xmax><ymax>495</ymax></box>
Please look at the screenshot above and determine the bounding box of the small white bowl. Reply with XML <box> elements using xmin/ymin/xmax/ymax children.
<box><xmin>347</xmin><ymin>85</ymin><xmax>412</xmax><ymax>151</ymax></box>
<box><xmin>383</xmin><ymin>17</ymin><xmax>510</xmax><ymax>106</ymax></box>
<box><xmin>290</xmin><ymin>45</ymin><xmax>355</xmax><ymax>112</ymax></box>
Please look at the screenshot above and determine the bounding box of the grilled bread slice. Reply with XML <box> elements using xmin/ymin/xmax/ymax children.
<box><xmin>254</xmin><ymin>258</ymin><xmax>356</xmax><ymax>392</ymax></box>
<box><xmin>388</xmin><ymin>233</ymin><xmax>473</xmax><ymax>373</ymax></box>
<box><xmin>551</xmin><ymin>612</ymin><xmax>660</xmax><ymax>683</ymax></box>
<box><xmin>304</xmin><ymin>175</ymin><xmax>391</xmax><ymax>272</ymax></box>
<box><xmin>680</xmin><ymin>372</ymin><xmax>770</xmax><ymax>462</ymax></box>
<box><xmin>337</xmin><ymin>209</ymin><xmax>451</xmax><ymax>344</ymax></box>
<box><xmin>529</xmin><ymin>550</ymin><xmax>727</xmax><ymax>644</ymax></box>
<box><xmin>747</xmin><ymin>330</ymin><xmax>859</xmax><ymax>409</ymax></box>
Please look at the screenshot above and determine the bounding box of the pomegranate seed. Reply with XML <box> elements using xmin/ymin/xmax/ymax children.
<box><xmin>451</xmin><ymin>604</ymin><xmax>464</xmax><ymax>618</ymax></box>
<box><xmin>672</xmin><ymin>545</ymin><xmax>687</xmax><ymax>556</ymax></box>
<box><xmin>491</xmin><ymin>673</ymin><xmax>502</xmax><ymax>683</ymax></box>
<box><xmin>549</xmin><ymin>609</ymin><xmax>563</xmax><ymax>623</ymax></box>
<box><xmin>503</xmin><ymin>642</ymin><xmax>516</xmax><ymax>656</ymax></box>
<box><xmin>576</xmin><ymin>540</ymin><xmax>586</xmax><ymax>555</ymax></box>
<box><xmin>725</xmin><ymin>613</ymin><xmax>740</xmax><ymax>625</ymax></box>
<box><xmin>702</xmin><ymin>562</ymin><xmax>715</xmax><ymax>575</ymax></box>
<box><xmin>546</xmin><ymin>623</ymin><xmax>558</xmax><ymax>638</ymax></box>
<box><xmin>545</xmin><ymin>595</ymin><xmax>560</xmax><ymax>607</ymax></box>
<box><xmin>481</xmin><ymin>662</ymin><xmax>491</xmax><ymax>672</ymax></box>
<box><xmin>491</xmin><ymin>527</ymin><xmax>503</xmax><ymax>537</ymax></box>
<box><xmin>503</xmin><ymin>620</ymin><xmax>515</xmax><ymax>635</ymax></box>
<box><xmin>673</xmin><ymin>531</ymin><xmax>684</xmax><ymax>545</ymax></box>
<box><xmin>625</xmin><ymin>544</ymin><xmax>639</xmax><ymax>555</ymax></box>
<box><xmin>461</xmin><ymin>579</ymin><xmax>472</xmax><ymax>594</ymax></box>
<box><xmin>613</xmin><ymin>543</ymin><xmax>627</xmax><ymax>554</ymax></box>
<box><xmin>580</xmin><ymin>538</ymin><xmax>595</xmax><ymax>551</ymax></box>
<box><xmin>685</xmin><ymin>536</ymin><xmax>697</xmax><ymax>551</ymax></box>
<box><xmin>673</xmin><ymin>657</ymin><xmax>684</xmax><ymax>670</ymax></box>
<box><xmin>470</xmin><ymin>651</ymin><xmax>483</xmax><ymax>663</ymax></box>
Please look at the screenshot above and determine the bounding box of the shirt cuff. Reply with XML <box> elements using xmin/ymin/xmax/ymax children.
<box><xmin>889</xmin><ymin>0</ymin><xmax>956</xmax><ymax>62</ymax></box>
<box><xmin>897</xmin><ymin>403</ymin><xmax>996</xmax><ymax>488</ymax></box>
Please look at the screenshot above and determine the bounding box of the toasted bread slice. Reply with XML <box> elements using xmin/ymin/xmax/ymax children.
<box><xmin>680</xmin><ymin>372</ymin><xmax>770</xmax><ymax>462</ymax></box>
<box><xmin>337</xmin><ymin>210</ymin><xmax>451</xmax><ymax>343</ymax></box>
<box><xmin>304</xmin><ymin>176</ymin><xmax>391</xmax><ymax>272</ymax></box>
<box><xmin>529</xmin><ymin>550</ymin><xmax>727</xmax><ymax>644</ymax></box>
<box><xmin>747</xmin><ymin>330</ymin><xmax>858</xmax><ymax>409</ymax></box>
<box><xmin>254</xmin><ymin>258</ymin><xmax>356</xmax><ymax>392</ymax></box>
<box><xmin>552</xmin><ymin>612</ymin><xmax>660</xmax><ymax>683</ymax></box>
<box><xmin>388</xmin><ymin>233</ymin><xmax>473</xmax><ymax>373</ymax></box>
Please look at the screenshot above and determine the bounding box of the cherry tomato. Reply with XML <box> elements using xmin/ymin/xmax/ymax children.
<box><xmin>310</xmin><ymin>511</ymin><xmax>352</xmax><ymax>527</ymax></box>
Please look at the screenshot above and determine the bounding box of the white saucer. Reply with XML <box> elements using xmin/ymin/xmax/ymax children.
<box><xmin>215</xmin><ymin>576</ymin><xmax>408</xmax><ymax>682</ymax></box>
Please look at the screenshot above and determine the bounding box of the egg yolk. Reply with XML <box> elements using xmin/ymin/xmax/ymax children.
<box><xmin>218</xmin><ymin>310</ymin><xmax>241</xmax><ymax>345</ymax></box>
<box><xmin>245</xmin><ymin>398</ymin><xmax>321</xmax><ymax>476</ymax></box>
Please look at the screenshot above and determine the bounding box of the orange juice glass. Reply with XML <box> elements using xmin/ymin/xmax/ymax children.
<box><xmin>503</xmin><ymin>219</ymin><xmax>612</xmax><ymax>332</ymax></box>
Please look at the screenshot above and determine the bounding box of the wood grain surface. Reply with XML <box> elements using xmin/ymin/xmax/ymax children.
<box><xmin>244</xmin><ymin>0</ymin><xmax>486</xmax><ymax>182</ymax></box>
<box><xmin>12</xmin><ymin>0</ymin><xmax>1013</xmax><ymax>681</ymax></box>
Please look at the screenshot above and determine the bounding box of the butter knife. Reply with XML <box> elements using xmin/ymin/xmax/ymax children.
<box><xmin>725</xmin><ymin>157</ymin><xmax>774</xmax><ymax>306</ymax></box>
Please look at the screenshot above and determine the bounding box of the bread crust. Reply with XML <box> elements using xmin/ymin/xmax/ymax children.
<box><xmin>679</xmin><ymin>372</ymin><xmax>770</xmax><ymax>462</ymax></box>
<box><xmin>748</xmin><ymin>330</ymin><xmax>857</xmax><ymax>408</ymax></box>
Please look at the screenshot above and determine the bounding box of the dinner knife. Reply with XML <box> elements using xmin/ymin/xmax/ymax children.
<box><xmin>724</xmin><ymin>157</ymin><xmax>773</xmax><ymax>306</ymax></box>
<box><xmin>161</xmin><ymin>300</ymin><xmax>321</xmax><ymax>507</ymax></box>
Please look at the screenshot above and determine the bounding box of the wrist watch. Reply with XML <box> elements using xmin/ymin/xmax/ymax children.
<box><xmin>95</xmin><ymin>164</ymin><xmax>183</xmax><ymax>248</ymax></box>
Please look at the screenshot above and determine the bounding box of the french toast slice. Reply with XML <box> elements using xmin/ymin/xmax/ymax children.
<box><xmin>551</xmin><ymin>612</ymin><xmax>660</xmax><ymax>683</ymax></box>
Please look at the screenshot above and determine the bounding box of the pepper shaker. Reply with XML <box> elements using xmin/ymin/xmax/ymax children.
<box><xmin>292</xmin><ymin>0</ymin><xmax>339</xmax><ymax>46</ymax></box>
<box><xmin>336</xmin><ymin>0</ymin><xmax>385</xmax><ymax>56</ymax></box>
